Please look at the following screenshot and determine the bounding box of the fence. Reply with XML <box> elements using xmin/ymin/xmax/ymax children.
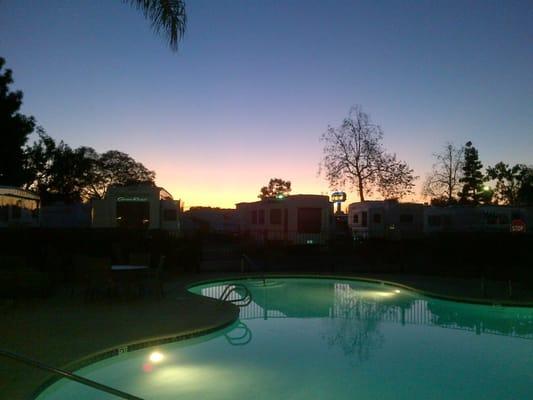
<box><xmin>202</xmin><ymin>282</ymin><xmax>533</xmax><ymax>340</ymax></box>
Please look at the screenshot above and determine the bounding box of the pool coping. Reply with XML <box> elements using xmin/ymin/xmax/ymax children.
<box><xmin>32</xmin><ymin>297</ymin><xmax>239</xmax><ymax>399</ymax></box>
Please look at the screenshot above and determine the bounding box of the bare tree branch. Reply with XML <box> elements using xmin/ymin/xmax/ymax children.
<box><xmin>422</xmin><ymin>143</ymin><xmax>464</xmax><ymax>204</ymax></box>
<box><xmin>320</xmin><ymin>105</ymin><xmax>416</xmax><ymax>201</ymax></box>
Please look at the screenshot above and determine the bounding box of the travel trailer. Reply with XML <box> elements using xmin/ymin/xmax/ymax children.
<box><xmin>92</xmin><ymin>184</ymin><xmax>181</xmax><ymax>231</ymax></box>
<box><xmin>236</xmin><ymin>194</ymin><xmax>333</xmax><ymax>245</ymax></box>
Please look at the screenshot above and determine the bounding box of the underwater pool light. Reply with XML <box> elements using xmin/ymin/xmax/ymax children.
<box><xmin>149</xmin><ymin>351</ymin><xmax>164</xmax><ymax>363</ymax></box>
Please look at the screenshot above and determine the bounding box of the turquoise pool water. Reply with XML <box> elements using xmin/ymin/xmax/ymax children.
<box><xmin>38</xmin><ymin>278</ymin><xmax>533</xmax><ymax>399</ymax></box>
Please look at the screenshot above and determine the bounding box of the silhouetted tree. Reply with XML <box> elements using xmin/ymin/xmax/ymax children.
<box><xmin>422</xmin><ymin>143</ymin><xmax>464</xmax><ymax>205</ymax></box>
<box><xmin>258</xmin><ymin>178</ymin><xmax>292</xmax><ymax>199</ymax></box>
<box><xmin>516</xmin><ymin>166</ymin><xmax>533</xmax><ymax>205</ymax></box>
<box><xmin>85</xmin><ymin>150</ymin><xmax>156</xmax><ymax>199</ymax></box>
<box><xmin>0</xmin><ymin>57</ymin><xmax>35</xmax><ymax>186</ymax></box>
<box><xmin>320</xmin><ymin>106</ymin><xmax>416</xmax><ymax>202</ymax></box>
<box><xmin>486</xmin><ymin>163</ymin><xmax>533</xmax><ymax>206</ymax></box>
<box><xmin>126</xmin><ymin>0</ymin><xmax>187</xmax><ymax>51</ymax></box>
<box><xmin>486</xmin><ymin>162</ymin><xmax>522</xmax><ymax>205</ymax></box>
<box><xmin>25</xmin><ymin>130</ymin><xmax>96</xmax><ymax>203</ymax></box>
<box><xmin>459</xmin><ymin>141</ymin><xmax>492</xmax><ymax>204</ymax></box>
<box><xmin>25</xmin><ymin>134</ymin><xmax>155</xmax><ymax>202</ymax></box>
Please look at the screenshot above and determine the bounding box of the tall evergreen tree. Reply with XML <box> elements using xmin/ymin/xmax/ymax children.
<box><xmin>0</xmin><ymin>57</ymin><xmax>35</xmax><ymax>186</ymax></box>
<box><xmin>459</xmin><ymin>141</ymin><xmax>487</xmax><ymax>204</ymax></box>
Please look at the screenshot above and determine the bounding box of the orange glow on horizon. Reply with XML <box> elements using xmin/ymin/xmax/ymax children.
<box><xmin>159</xmin><ymin>181</ymin><xmax>425</xmax><ymax>211</ymax></box>
<box><xmin>148</xmin><ymin>153</ymin><xmax>425</xmax><ymax>210</ymax></box>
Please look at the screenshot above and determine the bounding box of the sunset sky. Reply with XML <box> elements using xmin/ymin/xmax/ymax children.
<box><xmin>1</xmin><ymin>0</ymin><xmax>532</xmax><ymax>209</ymax></box>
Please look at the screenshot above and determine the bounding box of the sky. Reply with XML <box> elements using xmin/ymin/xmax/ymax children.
<box><xmin>1</xmin><ymin>0</ymin><xmax>532</xmax><ymax>209</ymax></box>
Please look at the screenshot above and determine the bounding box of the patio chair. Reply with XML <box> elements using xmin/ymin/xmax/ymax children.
<box><xmin>73</xmin><ymin>255</ymin><xmax>114</xmax><ymax>300</ymax></box>
<box><xmin>143</xmin><ymin>255</ymin><xmax>166</xmax><ymax>298</ymax></box>
<box><xmin>86</xmin><ymin>256</ymin><xmax>115</xmax><ymax>300</ymax></box>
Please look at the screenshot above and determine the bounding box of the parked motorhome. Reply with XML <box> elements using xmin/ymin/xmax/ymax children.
<box><xmin>236</xmin><ymin>195</ymin><xmax>333</xmax><ymax>245</ymax></box>
<box><xmin>348</xmin><ymin>199</ymin><xmax>530</xmax><ymax>239</ymax></box>
<box><xmin>348</xmin><ymin>200</ymin><xmax>424</xmax><ymax>239</ymax></box>
<box><xmin>92</xmin><ymin>184</ymin><xmax>181</xmax><ymax>231</ymax></box>
<box><xmin>424</xmin><ymin>205</ymin><xmax>528</xmax><ymax>234</ymax></box>
<box><xmin>0</xmin><ymin>186</ymin><xmax>40</xmax><ymax>228</ymax></box>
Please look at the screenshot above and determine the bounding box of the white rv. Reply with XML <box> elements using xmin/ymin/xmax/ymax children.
<box><xmin>236</xmin><ymin>195</ymin><xmax>333</xmax><ymax>245</ymax></box>
<box><xmin>92</xmin><ymin>184</ymin><xmax>181</xmax><ymax>231</ymax></box>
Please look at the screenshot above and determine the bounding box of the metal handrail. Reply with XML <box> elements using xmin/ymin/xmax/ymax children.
<box><xmin>218</xmin><ymin>283</ymin><xmax>252</xmax><ymax>307</ymax></box>
<box><xmin>224</xmin><ymin>321</ymin><xmax>253</xmax><ymax>346</ymax></box>
<box><xmin>218</xmin><ymin>284</ymin><xmax>234</xmax><ymax>301</ymax></box>
<box><xmin>0</xmin><ymin>349</ymin><xmax>144</xmax><ymax>400</ymax></box>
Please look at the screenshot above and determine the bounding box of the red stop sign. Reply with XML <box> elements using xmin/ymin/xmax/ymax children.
<box><xmin>511</xmin><ymin>219</ymin><xmax>526</xmax><ymax>233</ymax></box>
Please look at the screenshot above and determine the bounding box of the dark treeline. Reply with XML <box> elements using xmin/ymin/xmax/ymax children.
<box><xmin>423</xmin><ymin>141</ymin><xmax>533</xmax><ymax>207</ymax></box>
<box><xmin>319</xmin><ymin>107</ymin><xmax>532</xmax><ymax>205</ymax></box>
<box><xmin>0</xmin><ymin>57</ymin><xmax>155</xmax><ymax>205</ymax></box>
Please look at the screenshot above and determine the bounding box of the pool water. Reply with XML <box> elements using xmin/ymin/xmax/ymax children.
<box><xmin>37</xmin><ymin>278</ymin><xmax>533</xmax><ymax>399</ymax></box>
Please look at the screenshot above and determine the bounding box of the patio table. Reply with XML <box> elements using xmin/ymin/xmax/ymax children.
<box><xmin>111</xmin><ymin>265</ymin><xmax>149</xmax><ymax>271</ymax></box>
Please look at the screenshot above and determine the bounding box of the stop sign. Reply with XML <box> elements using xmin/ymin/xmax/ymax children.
<box><xmin>511</xmin><ymin>219</ymin><xmax>526</xmax><ymax>233</ymax></box>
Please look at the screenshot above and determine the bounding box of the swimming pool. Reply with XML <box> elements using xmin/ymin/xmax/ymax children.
<box><xmin>37</xmin><ymin>277</ymin><xmax>533</xmax><ymax>399</ymax></box>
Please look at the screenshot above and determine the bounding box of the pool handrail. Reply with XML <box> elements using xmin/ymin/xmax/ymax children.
<box><xmin>224</xmin><ymin>321</ymin><xmax>253</xmax><ymax>346</ymax></box>
<box><xmin>218</xmin><ymin>283</ymin><xmax>252</xmax><ymax>307</ymax></box>
<box><xmin>0</xmin><ymin>348</ymin><xmax>144</xmax><ymax>400</ymax></box>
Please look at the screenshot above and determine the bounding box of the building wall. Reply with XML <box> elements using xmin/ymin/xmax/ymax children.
<box><xmin>0</xmin><ymin>187</ymin><xmax>40</xmax><ymax>228</ymax></box>
<box><xmin>184</xmin><ymin>207</ymin><xmax>239</xmax><ymax>235</ymax></box>
<box><xmin>424</xmin><ymin>206</ymin><xmax>527</xmax><ymax>234</ymax></box>
<box><xmin>160</xmin><ymin>199</ymin><xmax>181</xmax><ymax>231</ymax></box>
<box><xmin>348</xmin><ymin>200</ymin><xmax>425</xmax><ymax>239</ymax></box>
<box><xmin>348</xmin><ymin>200</ymin><xmax>531</xmax><ymax>238</ymax></box>
<box><xmin>91</xmin><ymin>184</ymin><xmax>180</xmax><ymax>230</ymax></box>
<box><xmin>236</xmin><ymin>195</ymin><xmax>333</xmax><ymax>244</ymax></box>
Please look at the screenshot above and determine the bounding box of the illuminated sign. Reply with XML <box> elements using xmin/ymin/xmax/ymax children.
<box><xmin>117</xmin><ymin>196</ymin><xmax>149</xmax><ymax>202</ymax></box>
<box><xmin>331</xmin><ymin>192</ymin><xmax>347</xmax><ymax>202</ymax></box>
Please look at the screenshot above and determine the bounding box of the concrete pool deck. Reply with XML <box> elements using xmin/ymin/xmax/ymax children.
<box><xmin>1</xmin><ymin>273</ymin><xmax>532</xmax><ymax>399</ymax></box>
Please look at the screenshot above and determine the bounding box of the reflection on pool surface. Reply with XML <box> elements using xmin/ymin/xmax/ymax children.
<box><xmin>38</xmin><ymin>278</ymin><xmax>533</xmax><ymax>399</ymax></box>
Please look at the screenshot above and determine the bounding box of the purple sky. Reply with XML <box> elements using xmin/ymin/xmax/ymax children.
<box><xmin>1</xmin><ymin>0</ymin><xmax>532</xmax><ymax>208</ymax></box>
